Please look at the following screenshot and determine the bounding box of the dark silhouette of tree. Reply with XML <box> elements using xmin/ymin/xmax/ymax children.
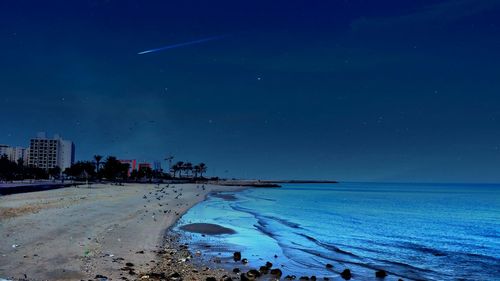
<box><xmin>193</xmin><ymin>165</ymin><xmax>200</xmax><ymax>178</ymax></box>
<box><xmin>0</xmin><ymin>156</ymin><xmax>49</xmax><ymax>181</ymax></box>
<box><xmin>198</xmin><ymin>163</ymin><xmax>207</xmax><ymax>178</ymax></box>
<box><xmin>101</xmin><ymin>156</ymin><xmax>128</xmax><ymax>181</ymax></box>
<box><xmin>182</xmin><ymin>162</ymin><xmax>193</xmax><ymax>177</ymax></box>
<box><xmin>171</xmin><ymin>161</ymin><xmax>184</xmax><ymax>178</ymax></box>
<box><xmin>137</xmin><ymin>167</ymin><xmax>153</xmax><ymax>182</ymax></box>
<box><xmin>64</xmin><ymin>161</ymin><xmax>96</xmax><ymax>180</ymax></box>
<box><xmin>48</xmin><ymin>166</ymin><xmax>61</xmax><ymax>180</ymax></box>
<box><xmin>94</xmin><ymin>155</ymin><xmax>103</xmax><ymax>173</ymax></box>
<box><xmin>0</xmin><ymin>155</ymin><xmax>16</xmax><ymax>181</ymax></box>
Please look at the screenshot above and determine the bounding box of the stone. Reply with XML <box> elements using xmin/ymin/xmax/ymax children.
<box><xmin>247</xmin><ymin>269</ymin><xmax>261</xmax><ymax>278</ymax></box>
<box><xmin>270</xmin><ymin>268</ymin><xmax>283</xmax><ymax>277</ymax></box>
<box><xmin>340</xmin><ymin>269</ymin><xmax>351</xmax><ymax>280</ymax></box>
<box><xmin>375</xmin><ymin>270</ymin><xmax>387</xmax><ymax>278</ymax></box>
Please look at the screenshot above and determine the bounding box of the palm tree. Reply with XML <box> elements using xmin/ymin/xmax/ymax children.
<box><xmin>198</xmin><ymin>163</ymin><xmax>207</xmax><ymax>178</ymax></box>
<box><xmin>171</xmin><ymin>161</ymin><xmax>184</xmax><ymax>178</ymax></box>
<box><xmin>94</xmin><ymin>155</ymin><xmax>103</xmax><ymax>173</ymax></box>
<box><xmin>193</xmin><ymin>165</ymin><xmax>200</xmax><ymax>178</ymax></box>
<box><xmin>183</xmin><ymin>162</ymin><xmax>193</xmax><ymax>177</ymax></box>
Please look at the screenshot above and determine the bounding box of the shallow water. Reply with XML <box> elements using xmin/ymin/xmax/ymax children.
<box><xmin>175</xmin><ymin>182</ymin><xmax>500</xmax><ymax>280</ymax></box>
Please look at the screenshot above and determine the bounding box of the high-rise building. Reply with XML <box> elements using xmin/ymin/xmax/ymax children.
<box><xmin>27</xmin><ymin>133</ymin><xmax>75</xmax><ymax>170</ymax></box>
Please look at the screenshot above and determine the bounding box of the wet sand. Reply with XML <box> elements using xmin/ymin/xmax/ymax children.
<box><xmin>179</xmin><ymin>223</ymin><xmax>236</xmax><ymax>235</ymax></box>
<box><xmin>0</xmin><ymin>183</ymin><xmax>246</xmax><ymax>281</ymax></box>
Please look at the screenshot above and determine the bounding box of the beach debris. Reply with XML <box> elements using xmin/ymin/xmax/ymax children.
<box><xmin>11</xmin><ymin>244</ymin><xmax>19</xmax><ymax>248</ymax></box>
<box><xmin>168</xmin><ymin>272</ymin><xmax>182</xmax><ymax>281</ymax></box>
<box><xmin>95</xmin><ymin>274</ymin><xmax>108</xmax><ymax>281</ymax></box>
<box><xmin>125</xmin><ymin>262</ymin><xmax>134</xmax><ymax>267</ymax></box>
<box><xmin>233</xmin><ymin>251</ymin><xmax>242</xmax><ymax>261</ymax></box>
<box><xmin>340</xmin><ymin>269</ymin><xmax>352</xmax><ymax>280</ymax></box>
<box><xmin>375</xmin><ymin>270</ymin><xmax>388</xmax><ymax>278</ymax></box>
<box><xmin>326</xmin><ymin>263</ymin><xmax>333</xmax><ymax>269</ymax></box>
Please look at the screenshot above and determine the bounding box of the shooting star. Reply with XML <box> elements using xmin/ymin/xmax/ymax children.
<box><xmin>138</xmin><ymin>35</ymin><xmax>228</xmax><ymax>55</ymax></box>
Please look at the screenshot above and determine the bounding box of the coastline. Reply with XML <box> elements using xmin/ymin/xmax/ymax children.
<box><xmin>0</xmin><ymin>183</ymin><xmax>248</xmax><ymax>281</ymax></box>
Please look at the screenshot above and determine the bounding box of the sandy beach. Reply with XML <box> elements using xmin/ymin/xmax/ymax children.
<box><xmin>0</xmin><ymin>183</ymin><xmax>247</xmax><ymax>281</ymax></box>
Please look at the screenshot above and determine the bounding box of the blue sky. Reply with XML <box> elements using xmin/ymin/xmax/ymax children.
<box><xmin>1</xmin><ymin>0</ymin><xmax>499</xmax><ymax>182</ymax></box>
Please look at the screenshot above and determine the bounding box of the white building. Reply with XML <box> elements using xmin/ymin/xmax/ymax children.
<box><xmin>0</xmin><ymin>144</ymin><xmax>9</xmax><ymax>158</ymax></box>
<box><xmin>28</xmin><ymin>133</ymin><xmax>75</xmax><ymax>170</ymax></box>
<box><xmin>0</xmin><ymin>144</ymin><xmax>29</xmax><ymax>164</ymax></box>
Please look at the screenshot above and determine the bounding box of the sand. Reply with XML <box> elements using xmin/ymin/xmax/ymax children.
<box><xmin>0</xmin><ymin>183</ymin><xmax>246</xmax><ymax>281</ymax></box>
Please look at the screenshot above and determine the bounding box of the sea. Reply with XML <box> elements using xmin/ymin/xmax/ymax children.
<box><xmin>174</xmin><ymin>182</ymin><xmax>500</xmax><ymax>280</ymax></box>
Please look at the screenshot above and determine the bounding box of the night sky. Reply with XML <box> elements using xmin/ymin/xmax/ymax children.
<box><xmin>1</xmin><ymin>0</ymin><xmax>500</xmax><ymax>182</ymax></box>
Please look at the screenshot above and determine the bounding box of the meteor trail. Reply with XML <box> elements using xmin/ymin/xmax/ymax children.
<box><xmin>137</xmin><ymin>35</ymin><xmax>227</xmax><ymax>55</ymax></box>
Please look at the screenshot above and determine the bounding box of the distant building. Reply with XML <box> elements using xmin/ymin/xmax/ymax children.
<box><xmin>0</xmin><ymin>144</ymin><xmax>28</xmax><ymax>164</ymax></box>
<box><xmin>0</xmin><ymin>144</ymin><xmax>8</xmax><ymax>156</ymax></box>
<box><xmin>27</xmin><ymin>133</ymin><xmax>75</xmax><ymax>170</ymax></box>
<box><xmin>138</xmin><ymin>162</ymin><xmax>152</xmax><ymax>170</ymax></box>
<box><xmin>153</xmin><ymin>161</ymin><xmax>162</xmax><ymax>172</ymax></box>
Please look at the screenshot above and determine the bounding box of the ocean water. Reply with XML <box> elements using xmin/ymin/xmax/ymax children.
<box><xmin>174</xmin><ymin>183</ymin><xmax>500</xmax><ymax>280</ymax></box>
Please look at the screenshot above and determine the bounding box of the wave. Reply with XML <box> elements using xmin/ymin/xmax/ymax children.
<box><xmin>297</xmin><ymin>233</ymin><xmax>359</xmax><ymax>258</ymax></box>
<box><xmin>230</xmin><ymin>204</ymin><xmax>302</xmax><ymax>229</ymax></box>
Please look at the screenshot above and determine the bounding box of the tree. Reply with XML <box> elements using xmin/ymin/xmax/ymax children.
<box><xmin>171</xmin><ymin>161</ymin><xmax>184</xmax><ymax>178</ymax></box>
<box><xmin>0</xmin><ymin>155</ymin><xmax>17</xmax><ymax>181</ymax></box>
<box><xmin>198</xmin><ymin>163</ymin><xmax>207</xmax><ymax>178</ymax></box>
<box><xmin>182</xmin><ymin>162</ymin><xmax>193</xmax><ymax>177</ymax></box>
<box><xmin>48</xmin><ymin>166</ymin><xmax>61</xmax><ymax>180</ymax></box>
<box><xmin>64</xmin><ymin>161</ymin><xmax>96</xmax><ymax>180</ymax></box>
<box><xmin>193</xmin><ymin>165</ymin><xmax>200</xmax><ymax>178</ymax></box>
<box><xmin>137</xmin><ymin>167</ymin><xmax>153</xmax><ymax>181</ymax></box>
<box><xmin>101</xmin><ymin>156</ymin><xmax>129</xmax><ymax>181</ymax></box>
<box><xmin>94</xmin><ymin>155</ymin><xmax>103</xmax><ymax>173</ymax></box>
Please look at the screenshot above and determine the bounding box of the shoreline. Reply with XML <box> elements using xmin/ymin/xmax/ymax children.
<box><xmin>0</xmin><ymin>183</ymin><xmax>248</xmax><ymax>281</ymax></box>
